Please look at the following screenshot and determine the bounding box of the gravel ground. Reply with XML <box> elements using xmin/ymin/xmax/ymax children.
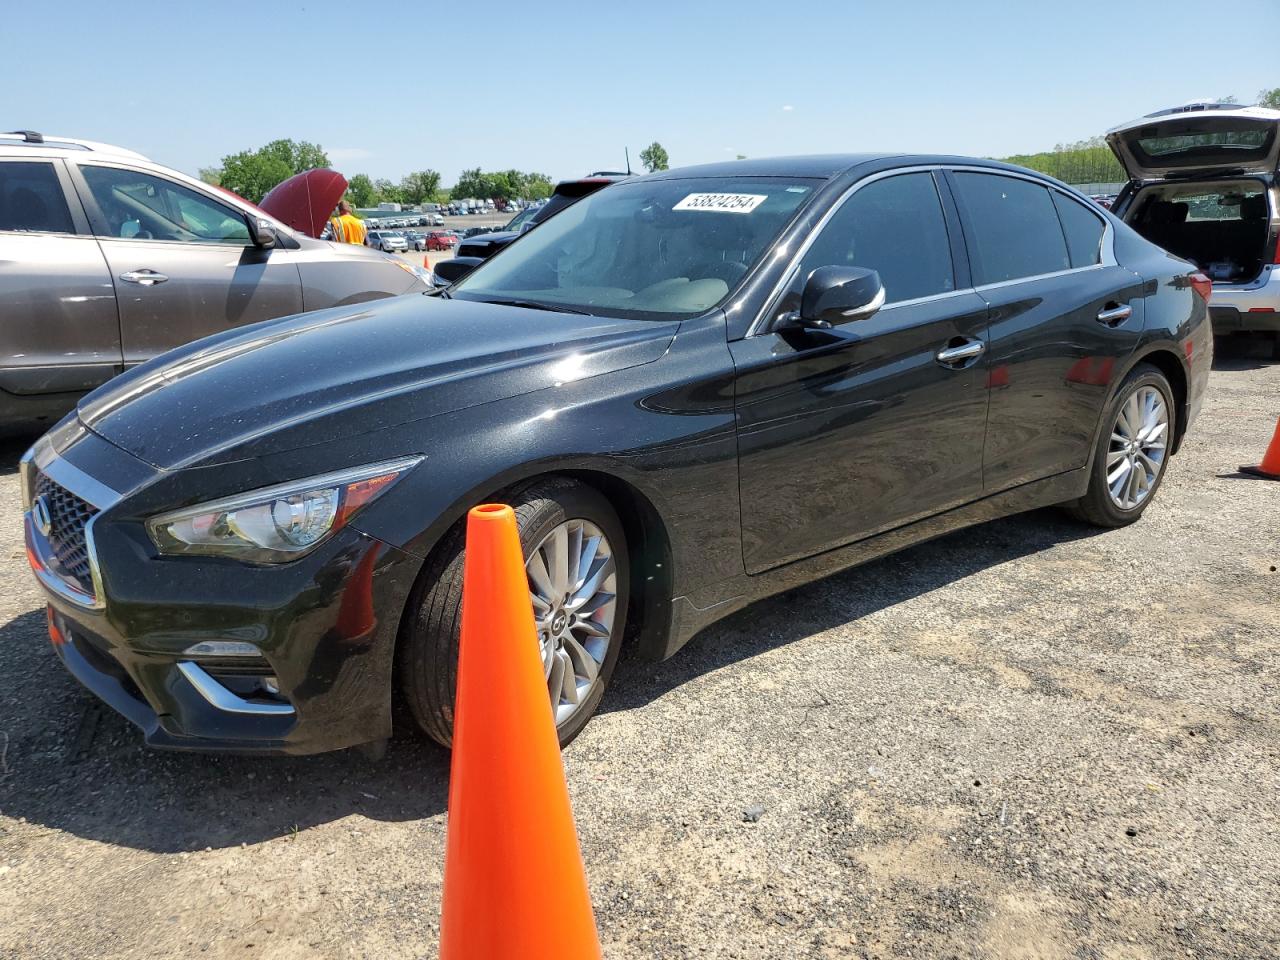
<box><xmin>0</xmin><ymin>339</ymin><xmax>1276</xmax><ymax>960</ymax></box>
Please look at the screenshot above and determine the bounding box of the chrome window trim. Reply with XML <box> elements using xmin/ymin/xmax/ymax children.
<box><xmin>177</xmin><ymin>662</ymin><xmax>295</xmax><ymax>717</ymax></box>
<box><xmin>747</xmin><ymin>164</ymin><xmax>1118</xmax><ymax>338</ymax></box>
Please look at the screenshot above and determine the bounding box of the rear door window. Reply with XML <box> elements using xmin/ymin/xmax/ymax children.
<box><xmin>1051</xmin><ymin>192</ymin><xmax>1106</xmax><ymax>268</ymax></box>
<box><xmin>0</xmin><ymin>161</ymin><xmax>75</xmax><ymax>234</ymax></box>
<box><xmin>951</xmin><ymin>172</ymin><xmax>1070</xmax><ymax>284</ymax></box>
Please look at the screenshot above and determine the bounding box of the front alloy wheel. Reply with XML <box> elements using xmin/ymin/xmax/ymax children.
<box><xmin>526</xmin><ymin>519</ymin><xmax>617</xmax><ymax>727</ymax></box>
<box><xmin>400</xmin><ymin>478</ymin><xmax>629</xmax><ymax>748</ymax></box>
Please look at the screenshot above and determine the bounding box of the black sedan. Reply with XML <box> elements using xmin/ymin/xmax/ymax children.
<box><xmin>23</xmin><ymin>154</ymin><xmax>1212</xmax><ymax>755</ymax></box>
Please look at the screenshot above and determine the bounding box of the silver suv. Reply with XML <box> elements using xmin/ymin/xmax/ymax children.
<box><xmin>0</xmin><ymin>131</ymin><xmax>432</xmax><ymax>428</ymax></box>
<box><xmin>1108</xmin><ymin>103</ymin><xmax>1280</xmax><ymax>357</ymax></box>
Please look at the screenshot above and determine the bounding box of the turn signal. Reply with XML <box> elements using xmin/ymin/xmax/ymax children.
<box><xmin>1189</xmin><ymin>272</ymin><xmax>1212</xmax><ymax>304</ymax></box>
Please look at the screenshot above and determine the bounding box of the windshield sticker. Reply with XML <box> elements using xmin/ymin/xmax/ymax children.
<box><xmin>673</xmin><ymin>193</ymin><xmax>768</xmax><ymax>214</ymax></box>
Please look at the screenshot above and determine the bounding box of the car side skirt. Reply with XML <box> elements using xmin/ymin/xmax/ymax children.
<box><xmin>655</xmin><ymin>466</ymin><xmax>1088</xmax><ymax>661</ymax></box>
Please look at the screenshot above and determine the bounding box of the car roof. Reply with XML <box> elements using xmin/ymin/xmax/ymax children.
<box><xmin>0</xmin><ymin>131</ymin><xmax>150</xmax><ymax>162</ymax></box>
<box><xmin>637</xmin><ymin>153</ymin><xmax>1056</xmax><ymax>183</ymax></box>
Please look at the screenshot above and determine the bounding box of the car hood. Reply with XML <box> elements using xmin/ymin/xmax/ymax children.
<box><xmin>458</xmin><ymin>231</ymin><xmax>518</xmax><ymax>255</ymax></box>
<box><xmin>258</xmin><ymin>169</ymin><xmax>349</xmax><ymax>238</ymax></box>
<box><xmin>78</xmin><ymin>295</ymin><xmax>678</xmax><ymax>470</ymax></box>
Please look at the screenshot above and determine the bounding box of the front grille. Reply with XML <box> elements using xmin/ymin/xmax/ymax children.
<box><xmin>34</xmin><ymin>472</ymin><xmax>98</xmax><ymax>593</ymax></box>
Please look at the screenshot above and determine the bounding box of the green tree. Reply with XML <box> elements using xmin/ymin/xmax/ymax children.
<box><xmin>400</xmin><ymin>169</ymin><xmax>442</xmax><ymax>205</ymax></box>
<box><xmin>346</xmin><ymin>173</ymin><xmax>377</xmax><ymax>208</ymax></box>
<box><xmin>371</xmin><ymin>178</ymin><xmax>403</xmax><ymax>204</ymax></box>
<box><xmin>524</xmin><ymin>172</ymin><xmax>554</xmax><ymax>200</ymax></box>
<box><xmin>1258</xmin><ymin>87</ymin><xmax>1280</xmax><ymax>109</ymax></box>
<box><xmin>198</xmin><ymin>166</ymin><xmax>222</xmax><ymax>187</ymax></box>
<box><xmin>639</xmin><ymin>141</ymin><xmax>670</xmax><ymax>172</ymax></box>
<box><xmin>217</xmin><ymin>139</ymin><xmax>331</xmax><ymax>203</ymax></box>
<box><xmin>452</xmin><ymin>167</ymin><xmax>488</xmax><ymax>199</ymax></box>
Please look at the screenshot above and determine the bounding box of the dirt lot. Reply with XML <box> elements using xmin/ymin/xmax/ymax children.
<box><xmin>0</xmin><ymin>339</ymin><xmax>1276</xmax><ymax>960</ymax></box>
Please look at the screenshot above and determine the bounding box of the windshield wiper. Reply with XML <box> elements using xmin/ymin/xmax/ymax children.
<box><xmin>476</xmin><ymin>297</ymin><xmax>593</xmax><ymax>316</ymax></box>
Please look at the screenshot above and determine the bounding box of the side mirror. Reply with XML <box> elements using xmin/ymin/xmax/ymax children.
<box><xmin>247</xmin><ymin>215</ymin><xmax>277</xmax><ymax>249</ymax></box>
<box><xmin>432</xmin><ymin>256</ymin><xmax>485</xmax><ymax>285</ymax></box>
<box><xmin>785</xmin><ymin>265</ymin><xmax>884</xmax><ymax>330</ymax></box>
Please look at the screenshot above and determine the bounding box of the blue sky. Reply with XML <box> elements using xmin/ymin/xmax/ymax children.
<box><xmin>6</xmin><ymin>0</ymin><xmax>1279</xmax><ymax>185</ymax></box>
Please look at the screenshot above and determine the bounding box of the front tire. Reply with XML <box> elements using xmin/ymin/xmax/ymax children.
<box><xmin>399</xmin><ymin>478</ymin><xmax>629</xmax><ymax>748</ymax></box>
<box><xmin>1067</xmin><ymin>362</ymin><xmax>1176</xmax><ymax>528</ymax></box>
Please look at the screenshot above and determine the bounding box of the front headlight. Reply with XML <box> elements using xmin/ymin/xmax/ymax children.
<box><xmin>147</xmin><ymin>457</ymin><xmax>422</xmax><ymax>563</ymax></box>
<box><xmin>386</xmin><ymin>256</ymin><xmax>431</xmax><ymax>283</ymax></box>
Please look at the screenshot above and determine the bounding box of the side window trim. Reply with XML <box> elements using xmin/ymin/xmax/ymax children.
<box><xmin>69</xmin><ymin>160</ymin><xmax>251</xmax><ymax>245</ymax></box>
<box><xmin>931</xmin><ymin>170</ymin><xmax>972</xmax><ymax>291</ymax></box>
<box><xmin>945</xmin><ymin>166</ymin><xmax>1118</xmax><ymax>290</ymax></box>
<box><xmin>0</xmin><ymin>158</ymin><xmax>87</xmax><ymax>237</ymax></box>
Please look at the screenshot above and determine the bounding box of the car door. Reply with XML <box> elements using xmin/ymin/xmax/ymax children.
<box><xmin>71</xmin><ymin>162</ymin><xmax>303</xmax><ymax>366</ymax></box>
<box><xmin>945</xmin><ymin>169</ymin><xmax>1146</xmax><ymax>492</ymax></box>
<box><xmin>0</xmin><ymin>158</ymin><xmax>121</xmax><ymax>399</ymax></box>
<box><xmin>731</xmin><ymin>170</ymin><xmax>990</xmax><ymax>574</ymax></box>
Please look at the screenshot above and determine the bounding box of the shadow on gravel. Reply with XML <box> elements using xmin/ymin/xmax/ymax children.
<box><xmin>0</xmin><ymin>433</ymin><xmax>40</xmax><ymax>475</ymax></box>
<box><xmin>604</xmin><ymin>507</ymin><xmax>1104</xmax><ymax>718</ymax></box>
<box><xmin>0</xmin><ymin>599</ymin><xmax>450</xmax><ymax>853</ymax></box>
<box><xmin>0</xmin><ymin>506</ymin><xmax>1103</xmax><ymax>855</ymax></box>
<box><xmin>1212</xmin><ymin>332</ymin><xmax>1280</xmax><ymax>370</ymax></box>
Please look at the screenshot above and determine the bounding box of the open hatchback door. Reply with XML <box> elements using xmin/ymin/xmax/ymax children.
<box><xmin>1106</xmin><ymin>103</ymin><xmax>1280</xmax><ymax>180</ymax></box>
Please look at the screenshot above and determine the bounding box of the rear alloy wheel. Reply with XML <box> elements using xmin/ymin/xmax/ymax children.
<box><xmin>399</xmin><ymin>478</ymin><xmax>629</xmax><ymax>748</ymax></box>
<box><xmin>1067</xmin><ymin>363</ymin><xmax>1176</xmax><ymax>528</ymax></box>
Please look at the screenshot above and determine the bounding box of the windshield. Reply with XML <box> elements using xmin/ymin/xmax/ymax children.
<box><xmin>505</xmin><ymin>206</ymin><xmax>536</xmax><ymax>231</ymax></box>
<box><xmin>452</xmin><ymin>176</ymin><xmax>817</xmax><ymax>319</ymax></box>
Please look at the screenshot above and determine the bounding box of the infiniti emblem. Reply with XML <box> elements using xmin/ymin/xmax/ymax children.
<box><xmin>32</xmin><ymin>495</ymin><xmax>53</xmax><ymax>538</ymax></box>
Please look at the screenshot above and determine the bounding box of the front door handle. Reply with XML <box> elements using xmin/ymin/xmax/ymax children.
<box><xmin>936</xmin><ymin>338</ymin><xmax>985</xmax><ymax>366</ymax></box>
<box><xmin>1096</xmin><ymin>303</ymin><xmax>1132</xmax><ymax>326</ymax></box>
<box><xmin>119</xmin><ymin>269</ymin><xmax>168</xmax><ymax>286</ymax></box>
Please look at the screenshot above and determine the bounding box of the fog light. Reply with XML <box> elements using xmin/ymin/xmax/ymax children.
<box><xmin>182</xmin><ymin>640</ymin><xmax>262</xmax><ymax>658</ymax></box>
<box><xmin>262</xmin><ymin>676</ymin><xmax>280</xmax><ymax>696</ymax></box>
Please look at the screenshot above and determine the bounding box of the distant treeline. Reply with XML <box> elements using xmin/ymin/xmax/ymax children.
<box><xmin>998</xmin><ymin>137</ymin><xmax>1126</xmax><ymax>187</ymax></box>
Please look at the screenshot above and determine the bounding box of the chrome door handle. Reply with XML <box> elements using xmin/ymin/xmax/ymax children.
<box><xmin>936</xmin><ymin>339</ymin><xmax>985</xmax><ymax>365</ymax></box>
<box><xmin>1096</xmin><ymin>303</ymin><xmax>1132</xmax><ymax>326</ymax></box>
<box><xmin>119</xmin><ymin>270</ymin><xmax>168</xmax><ymax>286</ymax></box>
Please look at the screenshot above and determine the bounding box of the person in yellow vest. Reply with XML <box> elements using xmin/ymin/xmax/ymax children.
<box><xmin>328</xmin><ymin>200</ymin><xmax>367</xmax><ymax>244</ymax></box>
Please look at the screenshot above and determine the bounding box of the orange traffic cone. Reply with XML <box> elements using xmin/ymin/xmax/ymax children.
<box><xmin>1240</xmin><ymin>417</ymin><xmax>1280</xmax><ymax>480</ymax></box>
<box><xmin>423</xmin><ymin>255</ymin><xmax>431</xmax><ymax>269</ymax></box>
<box><xmin>440</xmin><ymin>504</ymin><xmax>601</xmax><ymax>959</ymax></box>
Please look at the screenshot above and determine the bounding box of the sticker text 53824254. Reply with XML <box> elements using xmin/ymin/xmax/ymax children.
<box><xmin>673</xmin><ymin>193</ymin><xmax>768</xmax><ymax>214</ymax></box>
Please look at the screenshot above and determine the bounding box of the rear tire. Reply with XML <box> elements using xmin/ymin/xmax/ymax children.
<box><xmin>1067</xmin><ymin>363</ymin><xmax>1176</xmax><ymax>528</ymax></box>
<box><xmin>398</xmin><ymin>478</ymin><xmax>629</xmax><ymax>748</ymax></box>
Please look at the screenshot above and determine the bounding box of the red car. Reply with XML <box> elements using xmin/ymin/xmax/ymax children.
<box><xmin>426</xmin><ymin>231</ymin><xmax>457</xmax><ymax>251</ymax></box>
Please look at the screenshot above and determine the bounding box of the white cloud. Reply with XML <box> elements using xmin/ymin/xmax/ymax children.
<box><xmin>326</xmin><ymin>147</ymin><xmax>374</xmax><ymax>164</ymax></box>
<box><xmin>782</xmin><ymin>105</ymin><xmax>795</xmax><ymax>112</ymax></box>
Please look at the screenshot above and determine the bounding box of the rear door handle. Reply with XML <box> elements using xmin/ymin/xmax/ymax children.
<box><xmin>936</xmin><ymin>338</ymin><xmax>985</xmax><ymax>366</ymax></box>
<box><xmin>1096</xmin><ymin>303</ymin><xmax>1132</xmax><ymax>326</ymax></box>
<box><xmin>119</xmin><ymin>270</ymin><xmax>168</xmax><ymax>286</ymax></box>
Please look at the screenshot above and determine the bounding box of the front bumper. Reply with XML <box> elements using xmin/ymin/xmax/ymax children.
<box><xmin>25</xmin><ymin>427</ymin><xmax>423</xmax><ymax>755</ymax></box>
